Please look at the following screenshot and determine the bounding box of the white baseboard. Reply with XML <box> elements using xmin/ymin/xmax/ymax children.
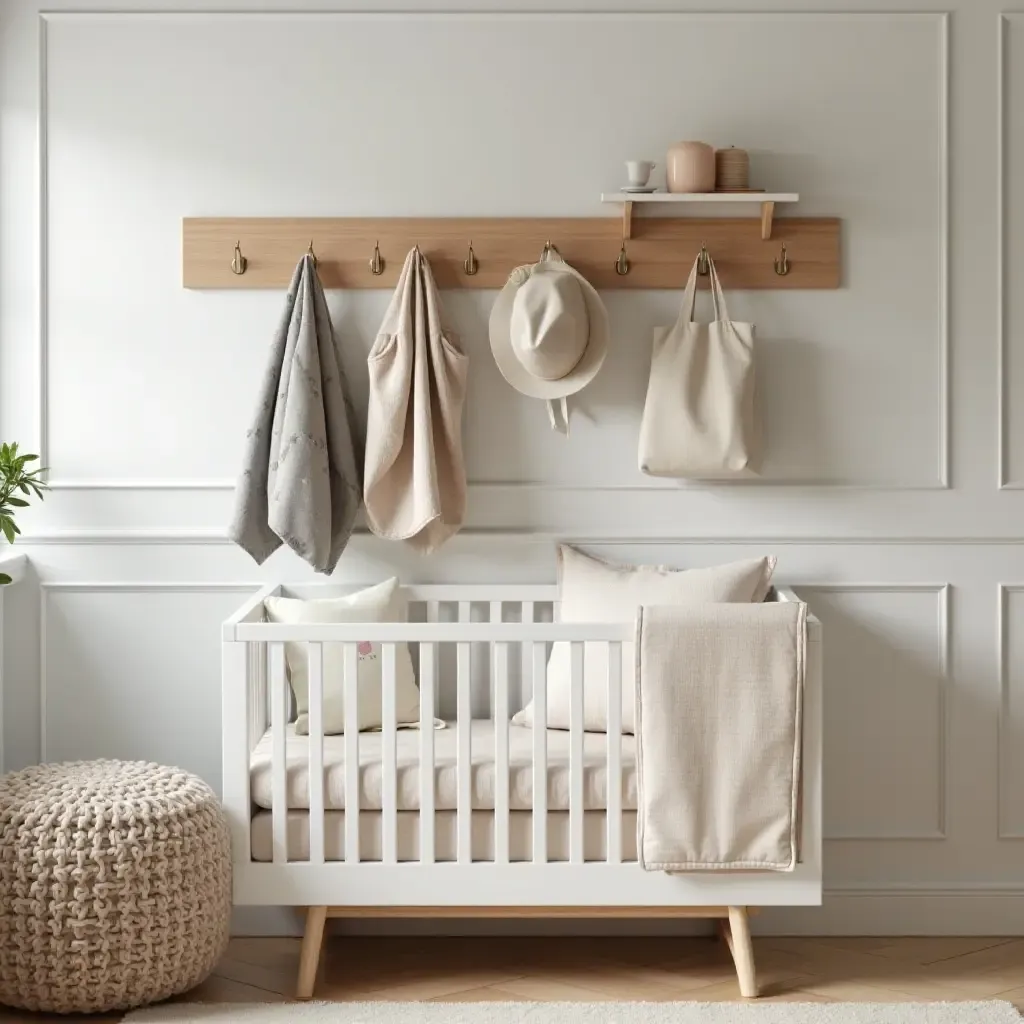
<box><xmin>230</xmin><ymin>889</ymin><xmax>1024</xmax><ymax>938</ymax></box>
<box><xmin>757</xmin><ymin>888</ymin><xmax>1024</xmax><ymax>936</ymax></box>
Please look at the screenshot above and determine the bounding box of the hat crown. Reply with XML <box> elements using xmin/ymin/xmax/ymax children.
<box><xmin>509</xmin><ymin>266</ymin><xmax>590</xmax><ymax>382</ymax></box>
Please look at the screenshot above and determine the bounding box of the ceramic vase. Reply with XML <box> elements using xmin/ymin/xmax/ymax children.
<box><xmin>666</xmin><ymin>140</ymin><xmax>715</xmax><ymax>193</ymax></box>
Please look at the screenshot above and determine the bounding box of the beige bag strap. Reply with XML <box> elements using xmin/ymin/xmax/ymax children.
<box><xmin>546</xmin><ymin>397</ymin><xmax>570</xmax><ymax>434</ymax></box>
<box><xmin>674</xmin><ymin>253</ymin><xmax>730</xmax><ymax>328</ymax></box>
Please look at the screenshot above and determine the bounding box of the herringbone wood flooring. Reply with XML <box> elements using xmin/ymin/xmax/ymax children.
<box><xmin>3</xmin><ymin>935</ymin><xmax>1024</xmax><ymax>1021</ymax></box>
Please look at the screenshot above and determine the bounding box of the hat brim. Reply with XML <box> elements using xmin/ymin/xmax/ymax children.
<box><xmin>488</xmin><ymin>261</ymin><xmax>609</xmax><ymax>399</ymax></box>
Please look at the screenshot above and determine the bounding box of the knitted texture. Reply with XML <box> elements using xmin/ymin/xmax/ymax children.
<box><xmin>0</xmin><ymin>760</ymin><xmax>231</xmax><ymax>1014</ymax></box>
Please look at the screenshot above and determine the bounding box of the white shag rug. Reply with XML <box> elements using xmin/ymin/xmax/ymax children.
<box><xmin>123</xmin><ymin>1001</ymin><xmax>1023</xmax><ymax>1023</ymax></box>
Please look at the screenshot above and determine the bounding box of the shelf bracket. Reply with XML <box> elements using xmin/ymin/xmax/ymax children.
<box><xmin>760</xmin><ymin>201</ymin><xmax>775</xmax><ymax>241</ymax></box>
<box><xmin>622</xmin><ymin>201</ymin><xmax>633</xmax><ymax>241</ymax></box>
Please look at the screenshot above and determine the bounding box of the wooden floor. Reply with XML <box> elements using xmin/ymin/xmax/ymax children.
<box><xmin>3</xmin><ymin>935</ymin><xmax>1024</xmax><ymax>1021</ymax></box>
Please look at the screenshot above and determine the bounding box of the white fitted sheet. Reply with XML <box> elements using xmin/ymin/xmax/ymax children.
<box><xmin>249</xmin><ymin>720</ymin><xmax>637</xmax><ymax>813</ymax></box>
<box><xmin>250</xmin><ymin>809</ymin><xmax>639</xmax><ymax>863</ymax></box>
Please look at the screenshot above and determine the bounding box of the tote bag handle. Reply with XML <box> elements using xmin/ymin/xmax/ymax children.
<box><xmin>673</xmin><ymin>253</ymin><xmax>731</xmax><ymax>329</ymax></box>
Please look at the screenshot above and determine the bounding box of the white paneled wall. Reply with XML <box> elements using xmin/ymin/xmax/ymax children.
<box><xmin>40</xmin><ymin>585</ymin><xmax>254</xmax><ymax>776</ymax></box>
<box><xmin>0</xmin><ymin>0</ymin><xmax>1022</xmax><ymax>935</ymax></box>
<box><xmin>809</xmin><ymin>586</ymin><xmax>948</xmax><ymax>842</ymax></box>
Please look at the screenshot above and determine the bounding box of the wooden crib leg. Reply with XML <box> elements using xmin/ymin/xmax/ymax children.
<box><xmin>296</xmin><ymin>905</ymin><xmax>328</xmax><ymax>1000</ymax></box>
<box><xmin>722</xmin><ymin>906</ymin><xmax>758</xmax><ymax>998</ymax></box>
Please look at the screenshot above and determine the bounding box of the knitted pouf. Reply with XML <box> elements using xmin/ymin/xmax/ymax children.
<box><xmin>0</xmin><ymin>760</ymin><xmax>231</xmax><ymax>1014</ymax></box>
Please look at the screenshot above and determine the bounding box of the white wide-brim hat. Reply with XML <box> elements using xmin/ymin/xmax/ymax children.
<box><xmin>489</xmin><ymin>255</ymin><xmax>609</xmax><ymax>400</ymax></box>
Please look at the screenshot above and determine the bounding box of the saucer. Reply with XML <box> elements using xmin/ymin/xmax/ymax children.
<box><xmin>620</xmin><ymin>185</ymin><xmax>658</xmax><ymax>193</ymax></box>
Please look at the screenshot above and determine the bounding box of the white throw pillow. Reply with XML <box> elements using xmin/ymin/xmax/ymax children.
<box><xmin>264</xmin><ymin>578</ymin><xmax>421</xmax><ymax>735</ymax></box>
<box><xmin>512</xmin><ymin>545</ymin><xmax>777</xmax><ymax>734</ymax></box>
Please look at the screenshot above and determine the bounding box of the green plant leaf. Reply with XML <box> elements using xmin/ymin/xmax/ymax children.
<box><xmin>0</xmin><ymin>574</ymin><xmax>11</xmax><ymax>585</ymax></box>
<box><xmin>0</xmin><ymin>442</ymin><xmax>46</xmax><ymax>532</ymax></box>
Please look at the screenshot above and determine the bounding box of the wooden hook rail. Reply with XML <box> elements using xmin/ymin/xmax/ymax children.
<box><xmin>183</xmin><ymin>216</ymin><xmax>841</xmax><ymax>290</ymax></box>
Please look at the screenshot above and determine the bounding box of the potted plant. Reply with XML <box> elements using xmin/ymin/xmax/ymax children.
<box><xmin>0</xmin><ymin>443</ymin><xmax>46</xmax><ymax>584</ymax></box>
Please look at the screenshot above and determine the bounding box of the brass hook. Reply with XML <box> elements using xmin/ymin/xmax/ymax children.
<box><xmin>230</xmin><ymin>240</ymin><xmax>247</xmax><ymax>276</ymax></box>
<box><xmin>773</xmin><ymin>242</ymin><xmax>790</xmax><ymax>277</ymax></box>
<box><xmin>615</xmin><ymin>239</ymin><xmax>630</xmax><ymax>276</ymax></box>
<box><xmin>370</xmin><ymin>240</ymin><xmax>385</xmax><ymax>276</ymax></box>
<box><xmin>540</xmin><ymin>239</ymin><xmax>560</xmax><ymax>261</ymax></box>
<box><xmin>464</xmin><ymin>240</ymin><xmax>478</xmax><ymax>276</ymax></box>
<box><xmin>697</xmin><ymin>242</ymin><xmax>710</xmax><ymax>276</ymax></box>
<box><xmin>306</xmin><ymin>240</ymin><xmax>317</xmax><ymax>268</ymax></box>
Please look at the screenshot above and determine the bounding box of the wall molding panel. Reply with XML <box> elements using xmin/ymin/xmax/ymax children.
<box><xmin>998</xmin><ymin>582</ymin><xmax>1024</xmax><ymax>838</ymax></box>
<box><xmin>998</xmin><ymin>13</ymin><xmax>1024</xmax><ymax>489</ymax></box>
<box><xmin>38</xmin><ymin>582</ymin><xmax>255</xmax><ymax>763</ymax></box>
<box><xmin>34</xmin><ymin>8</ymin><xmax>950</xmax><ymax>492</ymax></box>
<box><xmin>798</xmin><ymin>584</ymin><xmax>950</xmax><ymax>842</ymax></box>
<box><xmin>23</xmin><ymin>531</ymin><xmax>1024</xmax><ymax>547</ymax></box>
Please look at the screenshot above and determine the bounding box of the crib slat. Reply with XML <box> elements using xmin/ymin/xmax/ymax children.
<box><xmin>532</xmin><ymin>641</ymin><xmax>547</xmax><ymax>864</ymax></box>
<box><xmin>494</xmin><ymin>641</ymin><xmax>510</xmax><ymax>864</ymax></box>
<box><xmin>519</xmin><ymin>601</ymin><xmax>534</xmax><ymax>713</ymax></box>
<box><xmin>250</xmin><ymin>641</ymin><xmax>268</xmax><ymax>749</ymax></box>
<box><xmin>569</xmin><ymin>641</ymin><xmax>584</xmax><ymax>865</ymax></box>
<box><xmin>270</xmin><ymin>642</ymin><xmax>288</xmax><ymax>864</ymax></box>
<box><xmin>382</xmin><ymin>642</ymin><xmax>398</xmax><ymax>865</ymax></box>
<box><xmin>489</xmin><ymin>598</ymin><xmax>504</xmax><ymax>713</ymax></box>
<box><xmin>307</xmin><ymin>641</ymin><xmax>325</xmax><ymax>865</ymax></box>
<box><xmin>419</xmin><ymin>642</ymin><xmax>435</xmax><ymax>864</ymax></box>
<box><xmin>427</xmin><ymin>601</ymin><xmax>441</xmax><ymax>718</ymax></box>
<box><xmin>606</xmin><ymin>641</ymin><xmax>622</xmax><ymax>865</ymax></box>
<box><xmin>344</xmin><ymin>642</ymin><xmax>360</xmax><ymax>864</ymax></box>
<box><xmin>457</xmin><ymin>639</ymin><xmax>472</xmax><ymax>864</ymax></box>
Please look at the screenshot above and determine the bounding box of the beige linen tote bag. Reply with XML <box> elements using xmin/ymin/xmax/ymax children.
<box><xmin>638</xmin><ymin>254</ymin><xmax>758</xmax><ymax>478</ymax></box>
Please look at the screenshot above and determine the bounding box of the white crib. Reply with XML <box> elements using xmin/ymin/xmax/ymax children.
<box><xmin>222</xmin><ymin>583</ymin><xmax>822</xmax><ymax>999</ymax></box>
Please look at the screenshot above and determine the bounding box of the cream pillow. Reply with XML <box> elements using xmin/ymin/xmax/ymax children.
<box><xmin>512</xmin><ymin>545</ymin><xmax>777</xmax><ymax>734</ymax></box>
<box><xmin>264</xmin><ymin>578</ymin><xmax>421</xmax><ymax>735</ymax></box>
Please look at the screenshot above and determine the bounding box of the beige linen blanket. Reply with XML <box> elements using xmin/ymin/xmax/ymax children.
<box><xmin>635</xmin><ymin>601</ymin><xmax>806</xmax><ymax>872</ymax></box>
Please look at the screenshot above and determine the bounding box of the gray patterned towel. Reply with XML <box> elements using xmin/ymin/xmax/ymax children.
<box><xmin>229</xmin><ymin>254</ymin><xmax>362</xmax><ymax>574</ymax></box>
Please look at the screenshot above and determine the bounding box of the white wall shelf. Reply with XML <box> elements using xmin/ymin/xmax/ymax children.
<box><xmin>600</xmin><ymin>192</ymin><xmax>800</xmax><ymax>240</ymax></box>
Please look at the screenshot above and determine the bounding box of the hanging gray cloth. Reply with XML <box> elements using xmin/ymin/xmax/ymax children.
<box><xmin>229</xmin><ymin>254</ymin><xmax>362</xmax><ymax>574</ymax></box>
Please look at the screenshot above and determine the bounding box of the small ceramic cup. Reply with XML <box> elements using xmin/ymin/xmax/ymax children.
<box><xmin>625</xmin><ymin>160</ymin><xmax>655</xmax><ymax>187</ymax></box>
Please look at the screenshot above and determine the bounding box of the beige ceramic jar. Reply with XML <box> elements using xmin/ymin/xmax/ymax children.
<box><xmin>666</xmin><ymin>140</ymin><xmax>715</xmax><ymax>193</ymax></box>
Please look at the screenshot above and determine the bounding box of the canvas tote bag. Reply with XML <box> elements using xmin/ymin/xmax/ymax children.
<box><xmin>638</xmin><ymin>254</ymin><xmax>758</xmax><ymax>478</ymax></box>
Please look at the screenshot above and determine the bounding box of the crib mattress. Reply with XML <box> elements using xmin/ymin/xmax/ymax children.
<box><xmin>250</xmin><ymin>809</ymin><xmax>639</xmax><ymax>863</ymax></box>
<box><xmin>249</xmin><ymin>720</ymin><xmax>638</xmax><ymax>813</ymax></box>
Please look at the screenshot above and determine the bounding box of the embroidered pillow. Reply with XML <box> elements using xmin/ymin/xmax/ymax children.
<box><xmin>512</xmin><ymin>545</ymin><xmax>777</xmax><ymax>734</ymax></box>
<box><xmin>264</xmin><ymin>578</ymin><xmax>421</xmax><ymax>734</ymax></box>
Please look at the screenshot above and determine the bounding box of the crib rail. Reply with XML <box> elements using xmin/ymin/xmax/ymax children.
<box><xmin>233</xmin><ymin>622</ymin><xmax>627</xmax><ymax>642</ymax></box>
<box><xmin>222</xmin><ymin>586</ymin><xmax>823</xmax><ymax>909</ymax></box>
